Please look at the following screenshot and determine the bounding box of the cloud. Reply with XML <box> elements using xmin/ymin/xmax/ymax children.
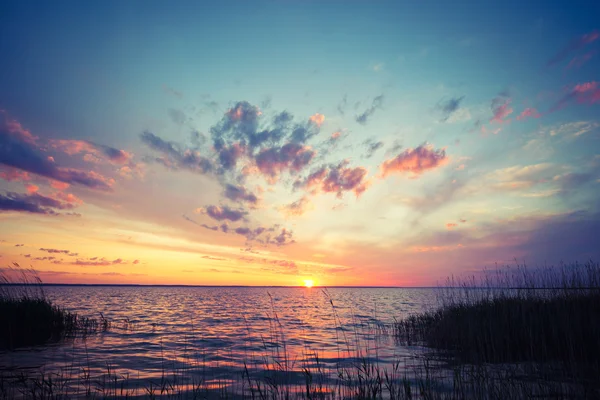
<box><xmin>254</xmin><ymin>143</ymin><xmax>315</xmax><ymax>179</ymax></box>
<box><xmin>337</xmin><ymin>94</ymin><xmax>348</xmax><ymax>115</ymax></box>
<box><xmin>223</xmin><ymin>184</ymin><xmax>258</xmax><ymax>205</ymax></box>
<box><xmin>566</xmin><ymin>50</ymin><xmax>597</xmax><ymax>69</ymax></box>
<box><xmin>168</xmin><ymin>108</ymin><xmax>186</xmax><ymax>125</ymax></box>
<box><xmin>0</xmin><ymin>168</ymin><xmax>30</xmax><ymax>182</ymax></box>
<box><xmin>516</xmin><ymin>108</ymin><xmax>541</xmax><ymax>121</ymax></box>
<box><xmin>400</xmin><ymin>178</ymin><xmax>465</xmax><ymax>214</ymax></box>
<box><xmin>485</xmin><ymin>163</ymin><xmax>556</xmax><ymax>192</ymax></box>
<box><xmin>202</xmin><ymin>255</ymin><xmax>226</xmax><ymax>261</ymax></box>
<box><xmin>437</xmin><ymin>96</ymin><xmax>465</xmax><ymax>122</ymax></box>
<box><xmin>490</xmin><ymin>93</ymin><xmax>513</xmax><ymax>124</ymax></box>
<box><xmin>196</xmin><ymin>205</ymin><xmax>247</xmax><ymax>222</ymax></box>
<box><xmin>0</xmin><ymin>113</ymin><xmax>114</xmax><ymax>191</ymax></box>
<box><xmin>295</xmin><ymin>161</ymin><xmax>370</xmax><ymax>198</ymax></box>
<box><xmin>239</xmin><ymin>256</ymin><xmax>299</xmax><ymax>275</ymax></box>
<box><xmin>446</xmin><ymin>223</ymin><xmax>458</xmax><ymax>229</ymax></box>
<box><xmin>141</xmin><ymin>131</ymin><xmax>214</xmax><ymax>174</ymax></box>
<box><xmin>39</xmin><ymin>248</ymin><xmax>70</xmax><ymax>254</ymax></box>
<box><xmin>280</xmin><ymin>196</ymin><xmax>312</xmax><ymax>217</ymax></box>
<box><xmin>162</xmin><ymin>85</ymin><xmax>183</xmax><ymax>99</ymax></box>
<box><xmin>355</xmin><ymin>95</ymin><xmax>384</xmax><ymax>125</ymax></box>
<box><xmin>49</xmin><ymin>139</ymin><xmax>133</xmax><ymax>165</ymax></box>
<box><xmin>381</xmin><ymin>144</ymin><xmax>448</xmax><ymax>177</ymax></box>
<box><xmin>363</xmin><ymin>138</ymin><xmax>384</xmax><ymax>159</ymax></box>
<box><xmin>543</xmin><ymin>121</ymin><xmax>600</xmax><ymax>139</ymax></box>
<box><xmin>72</xmin><ymin>257</ymin><xmax>128</xmax><ymax>266</ymax></box>
<box><xmin>552</xmin><ymin>81</ymin><xmax>600</xmax><ymax>111</ymax></box>
<box><xmin>0</xmin><ymin>191</ymin><xmax>76</xmax><ymax>215</ymax></box>
<box><xmin>547</xmin><ymin>30</ymin><xmax>600</xmax><ymax>66</ymax></box>
<box><xmin>309</xmin><ymin>113</ymin><xmax>325</xmax><ymax>127</ymax></box>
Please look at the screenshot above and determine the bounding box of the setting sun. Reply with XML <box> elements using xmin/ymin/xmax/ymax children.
<box><xmin>303</xmin><ymin>279</ymin><xmax>314</xmax><ymax>288</ymax></box>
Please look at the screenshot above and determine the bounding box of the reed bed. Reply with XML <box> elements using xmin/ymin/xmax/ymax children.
<box><xmin>0</xmin><ymin>265</ymin><xmax>109</xmax><ymax>350</ymax></box>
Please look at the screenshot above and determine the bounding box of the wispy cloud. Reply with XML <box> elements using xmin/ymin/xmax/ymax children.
<box><xmin>355</xmin><ymin>95</ymin><xmax>384</xmax><ymax>125</ymax></box>
<box><xmin>547</xmin><ymin>30</ymin><xmax>599</xmax><ymax>67</ymax></box>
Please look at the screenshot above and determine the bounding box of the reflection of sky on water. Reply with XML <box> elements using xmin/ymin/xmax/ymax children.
<box><xmin>1</xmin><ymin>287</ymin><xmax>437</xmax><ymax>393</ymax></box>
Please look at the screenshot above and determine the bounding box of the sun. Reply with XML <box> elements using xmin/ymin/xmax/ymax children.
<box><xmin>303</xmin><ymin>279</ymin><xmax>314</xmax><ymax>288</ymax></box>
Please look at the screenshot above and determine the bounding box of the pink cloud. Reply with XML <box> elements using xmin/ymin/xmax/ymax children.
<box><xmin>381</xmin><ymin>144</ymin><xmax>448</xmax><ymax>177</ymax></box>
<box><xmin>49</xmin><ymin>139</ymin><xmax>133</xmax><ymax>165</ymax></box>
<box><xmin>566</xmin><ymin>50</ymin><xmax>596</xmax><ymax>69</ymax></box>
<box><xmin>26</xmin><ymin>184</ymin><xmax>39</xmax><ymax>194</ymax></box>
<box><xmin>54</xmin><ymin>192</ymin><xmax>83</xmax><ymax>205</ymax></box>
<box><xmin>50</xmin><ymin>180</ymin><xmax>70</xmax><ymax>190</ymax></box>
<box><xmin>547</xmin><ymin>30</ymin><xmax>600</xmax><ymax>66</ymax></box>
<box><xmin>296</xmin><ymin>161</ymin><xmax>370</xmax><ymax>198</ymax></box>
<box><xmin>331</xmin><ymin>131</ymin><xmax>342</xmax><ymax>140</ymax></box>
<box><xmin>309</xmin><ymin>113</ymin><xmax>325</xmax><ymax>127</ymax></box>
<box><xmin>516</xmin><ymin>108</ymin><xmax>541</xmax><ymax>121</ymax></box>
<box><xmin>490</xmin><ymin>98</ymin><xmax>513</xmax><ymax>124</ymax></box>
<box><xmin>552</xmin><ymin>81</ymin><xmax>600</xmax><ymax>111</ymax></box>
<box><xmin>0</xmin><ymin>109</ymin><xmax>36</xmax><ymax>144</ymax></box>
<box><xmin>446</xmin><ymin>223</ymin><xmax>458</xmax><ymax>229</ymax></box>
<box><xmin>0</xmin><ymin>168</ymin><xmax>31</xmax><ymax>182</ymax></box>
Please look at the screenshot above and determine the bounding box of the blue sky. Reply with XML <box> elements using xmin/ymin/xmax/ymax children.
<box><xmin>1</xmin><ymin>0</ymin><xmax>599</xmax><ymax>285</ymax></box>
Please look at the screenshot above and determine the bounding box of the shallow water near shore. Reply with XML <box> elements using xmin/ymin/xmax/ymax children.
<box><xmin>0</xmin><ymin>286</ymin><xmax>438</xmax><ymax>395</ymax></box>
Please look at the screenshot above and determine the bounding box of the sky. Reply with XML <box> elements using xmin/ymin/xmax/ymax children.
<box><xmin>1</xmin><ymin>0</ymin><xmax>599</xmax><ymax>286</ymax></box>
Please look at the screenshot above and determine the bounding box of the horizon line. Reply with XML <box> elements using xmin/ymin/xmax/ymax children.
<box><xmin>0</xmin><ymin>283</ymin><xmax>436</xmax><ymax>288</ymax></box>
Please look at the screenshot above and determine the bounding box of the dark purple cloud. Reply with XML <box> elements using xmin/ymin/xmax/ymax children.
<box><xmin>0</xmin><ymin>192</ymin><xmax>75</xmax><ymax>215</ymax></box>
<box><xmin>0</xmin><ymin>114</ymin><xmax>114</xmax><ymax>190</ymax></box>
<box><xmin>254</xmin><ymin>143</ymin><xmax>315</xmax><ymax>179</ymax></box>
<box><xmin>39</xmin><ymin>248</ymin><xmax>70</xmax><ymax>254</ymax></box>
<box><xmin>199</xmin><ymin>205</ymin><xmax>247</xmax><ymax>222</ymax></box>
<box><xmin>49</xmin><ymin>140</ymin><xmax>133</xmax><ymax>165</ymax></box>
<box><xmin>223</xmin><ymin>184</ymin><xmax>258</xmax><ymax>205</ymax></box>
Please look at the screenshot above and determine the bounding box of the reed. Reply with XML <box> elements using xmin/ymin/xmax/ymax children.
<box><xmin>394</xmin><ymin>261</ymin><xmax>600</xmax><ymax>390</ymax></box>
<box><xmin>0</xmin><ymin>264</ymin><xmax>109</xmax><ymax>350</ymax></box>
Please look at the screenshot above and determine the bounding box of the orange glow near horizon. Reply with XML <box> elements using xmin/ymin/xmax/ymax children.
<box><xmin>304</xmin><ymin>279</ymin><xmax>314</xmax><ymax>288</ymax></box>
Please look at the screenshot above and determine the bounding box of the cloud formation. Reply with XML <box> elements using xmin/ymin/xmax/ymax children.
<box><xmin>355</xmin><ymin>95</ymin><xmax>384</xmax><ymax>125</ymax></box>
<box><xmin>49</xmin><ymin>139</ymin><xmax>133</xmax><ymax>165</ymax></box>
<box><xmin>1</xmin><ymin>112</ymin><xmax>115</xmax><ymax>191</ymax></box>
<box><xmin>547</xmin><ymin>30</ymin><xmax>599</xmax><ymax>66</ymax></box>
<box><xmin>0</xmin><ymin>192</ymin><xmax>76</xmax><ymax>215</ymax></box>
<box><xmin>490</xmin><ymin>93</ymin><xmax>513</xmax><ymax>124</ymax></box>
<box><xmin>141</xmin><ymin>131</ymin><xmax>214</xmax><ymax>174</ymax></box>
<box><xmin>381</xmin><ymin>144</ymin><xmax>448</xmax><ymax>177</ymax></box>
<box><xmin>196</xmin><ymin>205</ymin><xmax>247</xmax><ymax>222</ymax></box>
<box><xmin>295</xmin><ymin>161</ymin><xmax>369</xmax><ymax>198</ymax></box>
<box><xmin>223</xmin><ymin>184</ymin><xmax>258</xmax><ymax>205</ymax></box>
<box><xmin>516</xmin><ymin>108</ymin><xmax>541</xmax><ymax>121</ymax></box>
<box><xmin>363</xmin><ymin>138</ymin><xmax>384</xmax><ymax>158</ymax></box>
<box><xmin>437</xmin><ymin>96</ymin><xmax>465</xmax><ymax>122</ymax></box>
<box><xmin>552</xmin><ymin>81</ymin><xmax>600</xmax><ymax>111</ymax></box>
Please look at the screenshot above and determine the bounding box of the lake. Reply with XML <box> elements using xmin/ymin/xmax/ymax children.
<box><xmin>0</xmin><ymin>286</ymin><xmax>439</xmax><ymax>397</ymax></box>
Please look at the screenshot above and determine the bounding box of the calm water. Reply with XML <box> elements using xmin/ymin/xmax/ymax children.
<box><xmin>0</xmin><ymin>286</ymin><xmax>439</xmax><ymax>396</ymax></box>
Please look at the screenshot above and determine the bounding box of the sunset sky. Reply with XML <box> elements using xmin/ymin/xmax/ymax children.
<box><xmin>1</xmin><ymin>1</ymin><xmax>599</xmax><ymax>286</ymax></box>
